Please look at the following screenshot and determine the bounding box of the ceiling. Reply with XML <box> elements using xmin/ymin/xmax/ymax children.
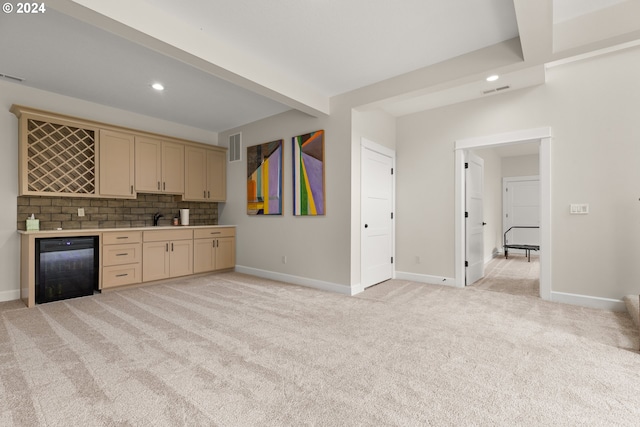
<box><xmin>1</xmin><ymin>0</ymin><xmax>639</xmax><ymax>133</ymax></box>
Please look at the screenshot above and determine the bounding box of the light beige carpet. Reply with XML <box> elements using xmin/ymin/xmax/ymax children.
<box><xmin>471</xmin><ymin>254</ymin><xmax>540</xmax><ymax>297</ymax></box>
<box><xmin>1</xmin><ymin>272</ymin><xmax>639</xmax><ymax>426</ymax></box>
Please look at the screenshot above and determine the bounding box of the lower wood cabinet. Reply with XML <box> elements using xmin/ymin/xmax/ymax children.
<box><xmin>102</xmin><ymin>231</ymin><xmax>142</xmax><ymax>288</ymax></box>
<box><xmin>142</xmin><ymin>229</ymin><xmax>194</xmax><ymax>282</ymax></box>
<box><xmin>193</xmin><ymin>227</ymin><xmax>236</xmax><ymax>273</ymax></box>
<box><xmin>102</xmin><ymin>227</ymin><xmax>235</xmax><ymax>289</ymax></box>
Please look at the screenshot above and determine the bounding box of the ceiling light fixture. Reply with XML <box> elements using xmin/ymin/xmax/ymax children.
<box><xmin>486</xmin><ymin>75</ymin><xmax>499</xmax><ymax>82</ymax></box>
<box><xmin>151</xmin><ymin>83</ymin><xmax>165</xmax><ymax>91</ymax></box>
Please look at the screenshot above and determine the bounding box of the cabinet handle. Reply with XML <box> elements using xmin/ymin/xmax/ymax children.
<box><xmin>216</xmin><ymin>240</ymin><xmax>219</xmax><ymax>248</ymax></box>
<box><xmin>210</xmin><ymin>232</ymin><xmax>221</xmax><ymax>235</ymax></box>
<box><xmin>203</xmin><ymin>190</ymin><xmax>206</xmax><ymax>198</ymax></box>
<box><xmin>165</xmin><ymin>243</ymin><xmax>169</xmax><ymax>252</ymax></box>
<box><xmin>157</xmin><ymin>181</ymin><xmax>160</xmax><ymax>190</ymax></box>
<box><xmin>163</xmin><ymin>182</ymin><xmax>166</xmax><ymax>190</ymax></box>
<box><xmin>116</xmin><ymin>273</ymin><xmax>128</xmax><ymax>277</ymax></box>
<box><xmin>171</xmin><ymin>242</ymin><xmax>174</xmax><ymax>252</ymax></box>
<box><xmin>208</xmin><ymin>191</ymin><xmax>210</xmax><ymax>198</ymax></box>
<box><xmin>116</xmin><ymin>236</ymin><xmax>129</xmax><ymax>240</ymax></box>
<box><xmin>115</xmin><ymin>253</ymin><xmax>128</xmax><ymax>256</ymax></box>
<box><xmin>130</xmin><ymin>185</ymin><xmax>133</xmax><ymax>194</ymax></box>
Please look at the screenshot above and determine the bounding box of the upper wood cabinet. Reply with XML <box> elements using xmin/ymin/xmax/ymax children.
<box><xmin>12</xmin><ymin>106</ymin><xmax>99</xmax><ymax>197</ymax></box>
<box><xmin>99</xmin><ymin>130</ymin><xmax>135</xmax><ymax>198</ymax></box>
<box><xmin>184</xmin><ymin>146</ymin><xmax>227</xmax><ymax>202</ymax></box>
<box><xmin>11</xmin><ymin>105</ymin><xmax>226</xmax><ymax>201</ymax></box>
<box><xmin>135</xmin><ymin>137</ymin><xmax>184</xmax><ymax>194</ymax></box>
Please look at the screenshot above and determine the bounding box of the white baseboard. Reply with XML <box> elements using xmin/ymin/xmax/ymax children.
<box><xmin>551</xmin><ymin>291</ymin><xmax>626</xmax><ymax>312</ymax></box>
<box><xmin>395</xmin><ymin>271</ymin><xmax>459</xmax><ymax>288</ymax></box>
<box><xmin>484</xmin><ymin>251</ymin><xmax>502</xmax><ymax>264</ymax></box>
<box><xmin>234</xmin><ymin>265</ymin><xmax>355</xmax><ymax>295</ymax></box>
<box><xmin>0</xmin><ymin>289</ymin><xmax>20</xmax><ymax>303</ymax></box>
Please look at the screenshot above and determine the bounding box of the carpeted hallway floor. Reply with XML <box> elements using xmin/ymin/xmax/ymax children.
<box><xmin>1</xmin><ymin>272</ymin><xmax>639</xmax><ymax>426</ymax></box>
<box><xmin>470</xmin><ymin>254</ymin><xmax>540</xmax><ymax>297</ymax></box>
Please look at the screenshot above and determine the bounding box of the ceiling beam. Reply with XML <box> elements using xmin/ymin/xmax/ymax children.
<box><xmin>512</xmin><ymin>0</ymin><xmax>553</xmax><ymax>64</ymax></box>
<box><xmin>47</xmin><ymin>0</ymin><xmax>329</xmax><ymax>117</ymax></box>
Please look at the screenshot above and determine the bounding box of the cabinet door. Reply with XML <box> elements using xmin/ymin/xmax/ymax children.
<box><xmin>143</xmin><ymin>241</ymin><xmax>170</xmax><ymax>282</ymax></box>
<box><xmin>206</xmin><ymin>149</ymin><xmax>226</xmax><ymax>201</ymax></box>
<box><xmin>99</xmin><ymin>130</ymin><xmax>135</xmax><ymax>198</ymax></box>
<box><xmin>135</xmin><ymin>137</ymin><xmax>162</xmax><ymax>193</ymax></box>
<box><xmin>169</xmin><ymin>239</ymin><xmax>193</xmax><ymax>278</ymax></box>
<box><xmin>184</xmin><ymin>146</ymin><xmax>207</xmax><ymax>201</ymax></box>
<box><xmin>215</xmin><ymin>237</ymin><xmax>236</xmax><ymax>270</ymax></box>
<box><xmin>193</xmin><ymin>238</ymin><xmax>215</xmax><ymax>274</ymax></box>
<box><xmin>162</xmin><ymin>142</ymin><xmax>185</xmax><ymax>194</ymax></box>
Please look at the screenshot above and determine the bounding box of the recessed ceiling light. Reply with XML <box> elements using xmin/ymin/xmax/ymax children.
<box><xmin>151</xmin><ymin>83</ymin><xmax>165</xmax><ymax>91</ymax></box>
<box><xmin>486</xmin><ymin>75</ymin><xmax>499</xmax><ymax>82</ymax></box>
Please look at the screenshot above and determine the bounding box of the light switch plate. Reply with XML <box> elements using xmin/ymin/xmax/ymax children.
<box><xmin>570</xmin><ymin>204</ymin><xmax>589</xmax><ymax>214</ymax></box>
<box><xmin>78</xmin><ymin>208</ymin><xmax>85</xmax><ymax>217</ymax></box>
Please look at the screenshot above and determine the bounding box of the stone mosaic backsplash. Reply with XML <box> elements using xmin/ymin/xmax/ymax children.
<box><xmin>17</xmin><ymin>194</ymin><xmax>218</xmax><ymax>230</ymax></box>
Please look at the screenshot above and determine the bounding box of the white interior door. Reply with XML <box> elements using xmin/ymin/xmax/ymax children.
<box><xmin>361</xmin><ymin>141</ymin><xmax>394</xmax><ymax>288</ymax></box>
<box><xmin>503</xmin><ymin>177</ymin><xmax>540</xmax><ymax>253</ymax></box>
<box><xmin>465</xmin><ymin>151</ymin><xmax>484</xmax><ymax>285</ymax></box>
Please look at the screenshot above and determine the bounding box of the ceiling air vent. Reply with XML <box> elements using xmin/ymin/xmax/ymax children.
<box><xmin>229</xmin><ymin>133</ymin><xmax>241</xmax><ymax>163</ymax></box>
<box><xmin>0</xmin><ymin>73</ymin><xmax>25</xmax><ymax>82</ymax></box>
<box><xmin>483</xmin><ymin>85</ymin><xmax>511</xmax><ymax>95</ymax></box>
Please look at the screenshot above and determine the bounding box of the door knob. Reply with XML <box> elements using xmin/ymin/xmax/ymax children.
<box><xmin>364</xmin><ymin>224</ymin><xmax>368</xmax><ymax>228</ymax></box>
<box><xmin>482</xmin><ymin>222</ymin><xmax>487</xmax><ymax>226</ymax></box>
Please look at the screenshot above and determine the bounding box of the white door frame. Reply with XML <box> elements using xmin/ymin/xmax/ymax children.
<box><xmin>360</xmin><ymin>138</ymin><xmax>396</xmax><ymax>287</ymax></box>
<box><xmin>454</xmin><ymin>127</ymin><xmax>552</xmax><ymax>300</ymax></box>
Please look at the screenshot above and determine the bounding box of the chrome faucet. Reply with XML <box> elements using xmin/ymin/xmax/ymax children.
<box><xmin>153</xmin><ymin>212</ymin><xmax>164</xmax><ymax>226</ymax></box>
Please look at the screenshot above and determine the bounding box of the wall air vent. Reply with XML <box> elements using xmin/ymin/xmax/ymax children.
<box><xmin>0</xmin><ymin>73</ymin><xmax>25</xmax><ymax>82</ymax></box>
<box><xmin>229</xmin><ymin>133</ymin><xmax>241</xmax><ymax>162</ymax></box>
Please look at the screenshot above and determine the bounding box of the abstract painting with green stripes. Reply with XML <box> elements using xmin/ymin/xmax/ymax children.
<box><xmin>293</xmin><ymin>130</ymin><xmax>325</xmax><ymax>216</ymax></box>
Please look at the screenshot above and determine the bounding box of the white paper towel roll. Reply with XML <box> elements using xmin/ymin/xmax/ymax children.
<box><xmin>180</xmin><ymin>209</ymin><xmax>189</xmax><ymax>225</ymax></box>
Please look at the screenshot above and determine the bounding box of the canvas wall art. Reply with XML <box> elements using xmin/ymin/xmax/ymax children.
<box><xmin>292</xmin><ymin>130</ymin><xmax>325</xmax><ymax>216</ymax></box>
<box><xmin>247</xmin><ymin>139</ymin><xmax>283</xmax><ymax>215</ymax></box>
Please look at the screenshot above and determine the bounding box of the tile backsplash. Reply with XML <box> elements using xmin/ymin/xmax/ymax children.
<box><xmin>17</xmin><ymin>194</ymin><xmax>218</xmax><ymax>230</ymax></box>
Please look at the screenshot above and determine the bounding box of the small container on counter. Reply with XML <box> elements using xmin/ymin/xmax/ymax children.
<box><xmin>173</xmin><ymin>217</ymin><xmax>179</xmax><ymax>226</ymax></box>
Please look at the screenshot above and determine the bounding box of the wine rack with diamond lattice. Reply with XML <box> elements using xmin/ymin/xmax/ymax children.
<box><xmin>25</xmin><ymin>119</ymin><xmax>96</xmax><ymax>194</ymax></box>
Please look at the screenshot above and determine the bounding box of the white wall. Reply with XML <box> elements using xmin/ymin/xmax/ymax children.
<box><xmin>502</xmin><ymin>154</ymin><xmax>539</xmax><ymax>177</ymax></box>
<box><xmin>218</xmin><ymin>108</ymin><xmax>354</xmax><ymax>293</ymax></box>
<box><xmin>217</xmin><ymin>104</ymin><xmax>395</xmax><ymax>293</ymax></box>
<box><xmin>396</xmin><ymin>45</ymin><xmax>640</xmax><ymax>300</ymax></box>
<box><xmin>0</xmin><ymin>80</ymin><xmax>218</xmax><ymax>302</ymax></box>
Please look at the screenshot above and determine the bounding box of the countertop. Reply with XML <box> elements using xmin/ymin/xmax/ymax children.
<box><xmin>17</xmin><ymin>224</ymin><xmax>236</xmax><ymax>236</ymax></box>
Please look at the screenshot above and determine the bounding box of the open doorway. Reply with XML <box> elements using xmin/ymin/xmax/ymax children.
<box><xmin>466</xmin><ymin>144</ymin><xmax>540</xmax><ymax>297</ymax></box>
<box><xmin>454</xmin><ymin>127</ymin><xmax>552</xmax><ymax>301</ymax></box>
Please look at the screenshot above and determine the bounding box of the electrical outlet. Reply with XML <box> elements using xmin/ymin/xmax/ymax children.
<box><xmin>77</xmin><ymin>208</ymin><xmax>85</xmax><ymax>217</ymax></box>
<box><xmin>282</xmin><ymin>256</ymin><xmax>287</xmax><ymax>264</ymax></box>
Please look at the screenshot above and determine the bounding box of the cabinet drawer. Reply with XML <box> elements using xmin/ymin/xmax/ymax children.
<box><xmin>103</xmin><ymin>243</ymin><xmax>142</xmax><ymax>266</ymax></box>
<box><xmin>194</xmin><ymin>227</ymin><xmax>236</xmax><ymax>239</ymax></box>
<box><xmin>143</xmin><ymin>228</ymin><xmax>193</xmax><ymax>242</ymax></box>
<box><xmin>103</xmin><ymin>231</ymin><xmax>142</xmax><ymax>245</ymax></box>
<box><xmin>103</xmin><ymin>264</ymin><xmax>142</xmax><ymax>288</ymax></box>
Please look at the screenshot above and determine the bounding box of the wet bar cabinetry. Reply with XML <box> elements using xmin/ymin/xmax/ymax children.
<box><xmin>142</xmin><ymin>228</ymin><xmax>193</xmax><ymax>282</ymax></box>
<box><xmin>18</xmin><ymin>226</ymin><xmax>236</xmax><ymax>307</ymax></box>
<box><xmin>193</xmin><ymin>227</ymin><xmax>236</xmax><ymax>273</ymax></box>
<box><xmin>11</xmin><ymin>105</ymin><xmax>225</xmax><ymax>201</ymax></box>
<box><xmin>102</xmin><ymin>230</ymin><xmax>142</xmax><ymax>288</ymax></box>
